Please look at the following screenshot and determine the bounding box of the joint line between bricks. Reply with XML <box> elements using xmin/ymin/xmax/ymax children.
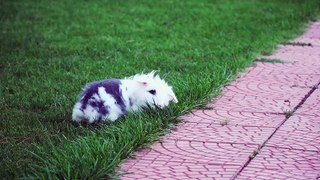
<box><xmin>183</xmin><ymin>121</ymin><xmax>277</xmax><ymax>129</ymax></box>
<box><xmin>164</xmin><ymin>138</ymin><xmax>260</xmax><ymax>146</ymax></box>
<box><xmin>264</xmin><ymin>145</ymin><xmax>320</xmax><ymax>153</ymax></box>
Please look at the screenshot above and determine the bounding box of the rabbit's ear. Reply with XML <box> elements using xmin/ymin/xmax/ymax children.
<box><xmin>147</xmin><ymin>70</ymin><xmax>159</xmax><ymax>78</ymax></box>
<box><xmin>169</xmin><ymin>94</ymin><xmax>178</xmax><ymax>103</ymax></box>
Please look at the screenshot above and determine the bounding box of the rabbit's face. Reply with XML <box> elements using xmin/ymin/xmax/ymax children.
<box><xmin>131</xmin><ymin>71</ymin><xmax>178</xmax><ymax>109</ymax></box>
<box><xmin>143</xmin><ymin>83</ymin><xmax>178</xmax><ymax>109</ymax></box>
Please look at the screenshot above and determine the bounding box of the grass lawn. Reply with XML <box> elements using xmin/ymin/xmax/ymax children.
<box><xmin>1</xmin><ymin>0</ymin><xmax>319</xmax><ymax>178</ymax></box>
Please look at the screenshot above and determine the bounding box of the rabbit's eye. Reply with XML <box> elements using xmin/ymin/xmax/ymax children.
<box><xmin>148</xmin><ymin>89</ymin><xmax>156</xmax><ymax>95</ymax></box>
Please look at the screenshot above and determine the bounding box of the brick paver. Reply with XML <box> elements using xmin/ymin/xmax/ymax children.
<box><xmin>237</xmin><ymin>73</ymin><xmax>320</xmax><ymax>88</ymax></box>
<box><xmin>185</xmin><ymin>110</ymin><xmax>285</xmax><ymax>127</ymax></box>
<box><xmin>277</xmin><ymin>114</ymin><xmax>320</xmax><ymax>132</ymax></box>
<box><xmin>242</xmin><ymin>62</ymin><xmax>320</xmax><ymax>76</ymax></box>
<box><xmin>292</xmin><ymin>21</ymin><xmax>320</xmax><ymax>46</ymax></box>
<box><xmin>223</xmin><ymin>80</ymin><xmax>312</xmax><ymax>98</ymax></box>
<box><xmin>119</xmin><ymin>21</ymin><xmax>320</xmax><ymax>179</ymax></box>
<box><xmin>121</xmin><ymin>160</ymin><xmax>242</xmax><ymax>179</ymax></box>
<box><xmin>264</xmin><ymin>45</ymin><xmax>320</xmax><ymax>64</ymax></box>
<box><xmin>124</xmin><ymin>140</ymin><xmax>258</xmax><ymax>165</ymax></box>
<box><xmin>210</xmin><ymin>93</ymin><xmax>301</xmax><ymax>113</ymax></box>
<box><xmin>296</xmin><ymin>89</ymin><xmax>320</xmax><ymax>117</ymax></box>
<box><xmin>265</xmin><ymin>125</ymin><xmax>320</xmax><ymax>151</ymax></box>
<box><xmin>165</xmin><ymin>123</ymin><xmax>274</xmax><ymax>145</ymax></box>
<box><xmin>236</xmin><ymin>147</ymin><xmax>320</xmax><ymax>179</ymax></box>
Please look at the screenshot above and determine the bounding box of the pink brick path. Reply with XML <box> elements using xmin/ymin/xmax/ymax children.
<box><xmin>118</xmin><ymin>21</ymin><xmax>320</xmax><ymax>179</ymax></box>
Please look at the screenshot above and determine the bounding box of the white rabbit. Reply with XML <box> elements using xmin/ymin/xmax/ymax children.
<box><xmin>72</xmin><ymin>71</ymin><xmax>178</xmax><ymax>124</ymax></box>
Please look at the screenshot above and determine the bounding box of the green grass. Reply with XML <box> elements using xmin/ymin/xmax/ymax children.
<box><xmin>1</xmin><ymin>0</ymin><xmax>319</xmax><ymax>178</ymax></box>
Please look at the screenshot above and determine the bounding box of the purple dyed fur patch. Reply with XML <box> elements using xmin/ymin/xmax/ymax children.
<box><xmin>79</xmin><ymin>79</ymin><xmax>127</xmax><ymax>115</ymax></box>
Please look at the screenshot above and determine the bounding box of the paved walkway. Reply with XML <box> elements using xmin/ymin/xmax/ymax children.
<box><xmin>118</xmin><ymin>21</ymin><xmax>320</xmax><ymax>179</ymax></box>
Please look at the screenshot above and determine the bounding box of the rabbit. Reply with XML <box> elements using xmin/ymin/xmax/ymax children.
<box><xmin>72</xmin><ymin>71</ymin><xmax>178</xmax><ymax>124</ymax></box>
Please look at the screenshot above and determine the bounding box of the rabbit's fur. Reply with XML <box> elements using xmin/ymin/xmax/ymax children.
<box><xmin>72</xmin><ymin>71</ymin><xmax>178</xmax><ymax>124</ymax></box>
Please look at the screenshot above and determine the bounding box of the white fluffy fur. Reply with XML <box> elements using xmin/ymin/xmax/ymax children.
<box><xmin>72</xmin><ymin>71</ymin><xmax>178</xmax><ymax>123</ymax></box>
<box><xmin>123</xmin><ymin>70</ymin><xmax>178</xmax><ymax>109</ymax></box>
